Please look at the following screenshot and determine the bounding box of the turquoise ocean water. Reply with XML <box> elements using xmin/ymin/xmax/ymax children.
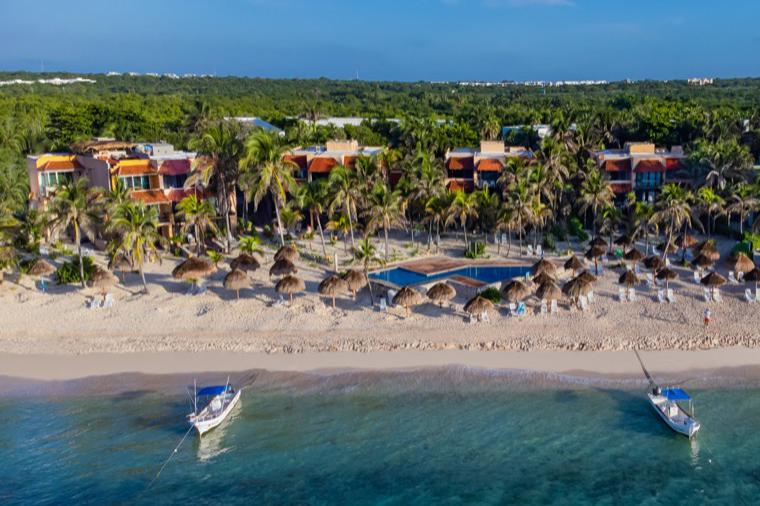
<box><xmin>1</xmin><ymin>368</ymin><xmax>759</xmax><ymax>505</ymax></box>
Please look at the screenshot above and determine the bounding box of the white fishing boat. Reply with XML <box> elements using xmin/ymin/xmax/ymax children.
<box><xmin>187</xmin><ymin>380</ymin><xmax>241</xmax><ymax>436</ymax></box>
<box><xmin>635</xmin><ymin>351</ymin><xmax>701</xmax><ymax>438</ymax></box>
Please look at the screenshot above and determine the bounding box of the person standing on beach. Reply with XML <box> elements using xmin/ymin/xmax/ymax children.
<box><xmin>704</xmin><ymin>308</ymin><xmax>711</xmax><ymax>327</ymax></box>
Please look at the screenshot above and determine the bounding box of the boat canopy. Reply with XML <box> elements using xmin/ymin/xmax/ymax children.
<box><xmin>197</xmin><ymin>385</ymin><xmax>232</xmax><ymax>397</ymax></box>
<box><xmin>662</xmin><ymin>388</ymin><xmax>690</xmax><ymax>401</ymax></box>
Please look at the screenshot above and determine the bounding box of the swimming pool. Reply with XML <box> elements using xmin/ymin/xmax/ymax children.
<box><xmin>369</xmin><ymin>264</ymin><xmax>530</xmax><ymax>287</ymax></box>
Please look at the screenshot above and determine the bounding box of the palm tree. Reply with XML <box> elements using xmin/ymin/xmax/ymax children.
<box><xmin>696</xmin><ymin>186</ymin><xmax>725</xmax><ymax>238</ymax></box>
<box><xmin>423</xmin><ymin>194</ymin><xmax>450</xmax><ymax>252</ymax></box>
<box><xmin>365</xmin><ymin>183</ymin><xmax>405</xmax><ymax>261</ymax></box>
<box><xmin>107</xmin><ymin>201</ymin><xmax>163</xmax><ymax>294</ymax></box>
<box><xmin>48</xmin><ymin>178</ymin><xmax>101</xmax><ymax>288</ymax></box>
<box><xmin>651</xmin><ymin>184</ymin><xmax>698</xmax><ymax>261</ymax></box>
<box><xmin>239</xmin><ymin>234</ymin><xmax>263</xmax><ymax>255</ymax></box>
<box><xmin>13</xmin><ymin>207</ymin><xmax>45</xmax><ymax>254</ymax></box>
<box><xmin>188</xmin><ymin>120</ymin><xmax>245</xmax><ymax>251</ymax></box>
<box><xmin>353</xmin><ymin>237</ymin><xmax>384</xmax><ymax>306</ymax></box>
<box><xmin>239</xmin><ymin>130</ymin><xmax>297</xmax><ymax>247</ymax></box>
<box><xmin>600</xmin><ymin>205</ymin><xmax>623</xmax><ymax>254</ymax></box>
<box><xmin>728</xmin><ymin>182</ymin><xmax>758</xmax><ymax>235</ymax></box>
<box><xmin>476</xmin><ymin>186</ymin><xmax>499</xmax><ymax>242</ymax></box>
<box><xmin>445</xmin><ymin>190</ymin><xmax>479</xmax><ymax>248</ymax></box>
<box><xmin>176</xmin><ymin>194</ymin><xmax>218</xmax><ymax>255</ymax></box>
<box><xmin>279</xmin><ymin>204</ymin><xmax>304</xmax><ymax>238</ymax></box>
<box><xmin>326</xmin><ymin>214</ymin><xmax>352</xmax><ymax>253</ymax></box>
<box><xmin>328</xmin><ymin>165</ymin><xmax>360</xmax><ymax>250</ymax></box>
<box><xmin>504</xmin><ymin>180</ymin><xmax>533</xmax><ymax>254</ymax></box>
<box><xmin>300</xmin><ymin>180</ymin><xmax>330</xmax><ymax>259</ymax></box>
<box><xmin>578</xmin><ymin>164</ymin><xmax>614</xmax><ymax>236</ymax></box>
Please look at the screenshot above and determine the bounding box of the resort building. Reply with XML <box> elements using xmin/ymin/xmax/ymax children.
<box><xmin>593</xmin><ymin>142</ymin><xmax>690</xmax><ymax>204</ymax></box>
<box><xmin>284</xmin><ymin>139</ymin><xmax>384</xmax><ymax>182</ymax></box>
<box><xmin>27</xmin><ymin>139</ymin><xmax>201</xmax><ymax>237</ymax></box>
<box><xmin>445</xmin><ymin>140</ymin><xmax>532</xmax><ymax>192</ymax></box>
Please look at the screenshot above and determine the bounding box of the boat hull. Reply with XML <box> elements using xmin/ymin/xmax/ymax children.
<box><xmin>191</xmin><ymin>390</ymin><xmax>241</xmax><ymax>436</ymax></box>
<box><xmin>647</xmin><ymin>394</ymin><xmax>700</xmax><ymax>438</ymax></box>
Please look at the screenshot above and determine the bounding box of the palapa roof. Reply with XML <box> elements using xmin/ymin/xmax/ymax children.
<box><xmin>564</xmin><ymin>255</ymin><xmax>584</xmax><ymax>271</ymax></box>
<box><xmin>585</xmin><ymin>245</ymin><xmax>606</xmax><ymax>259</ymax></box>
<box><xmin>614</xmin><ymin>234</ymin><xmax>632</xmax><ymax>247</ymax></box>
<box><xmin>530</xmin><ymin>258</ymin><xmax>556</xmax><ymax>276</ymax></box>
<box><xmin>726</xmin><ymin>252</ymin><xmax>755</xmax><ymax>274</ymax></box>
<box><xmin>27</xmin><ymin>258</ymin><xmax>56</xmax><ymax>276</ymax></box>
<box><xmin>230</xmin><ymin>253</ymin><xmax>260</xmax><ymax>272</ymax></box>
<box><xmin>427</xmin><ymin>282</ymin><xmax>456</xmax><ymax>303</ymax></box>
<box><xmin>691</xmin><ymin>253</ymin><xmax>714</xmax><ymax>269</ymax></box>
<box><xmin>532</xmin><ymin>271</ymin><xmax>555</xmax><ymax>286</ymax></box>
<box><xmin>276</xmin><ymin>274</ymin><xmax>305</xmax><ymax>294</ymax></box>
<box><xmin>108</xmin><ymin>254</ymin><xmax>131</xmax><ymax>271</ymax></box>
<box><xmin>694</xmin><ymin>240</ymin><xmax>720</xmax><ymax>261</ymax></box>
<box><xmin>575</xmin><ymin>270</ymin><xmax>597</xmax><ymax>284</ymax></box>
<box><xmin>342</xmin><ymin>269</ymin><xmax>367</xmax><ymax>291</ymax></box>
<box><xmin>463</xmin><ymin>295</ymin><xmax>494</xmax><ymax>315</ymax></box>
<box><xmin>274</xmin><ymin>244</ymin><xmax>299</xmax><ymax>263</ymax></box>
<box><xmin>501</xmin><ymin>279</ymin><xmax>530</xmax><ymax>302</ymax></box>
<box><xmin>88</xmin><ymin>267</ymin><xmax>117</xmax><ymax>291</ymax></box>
<box><xmin>269</xmin><ymin>259</ymin><xmax>297</xmax><ymax>277</ymax></box>
<box><xmin>393</xmin><ymin>286</ymin><xmax>422</xmax><ymax>308</ymax></box>
<box><xmin>623</xmin><ymin>249</ymin><xmax>645</xmax><ymax>262</ymax></box>
<box><xmin>644</xmin><ymin>255</ymin><xmax>665</xmax><ymax>270</ymax></box>
<box><xmin>535</xmin><ymin>282</ymin><xmax>561</xmax><ymax>301</ymax></box>
<box><xmin>223</xmin><ymin>269</ymin><xmax>251</xmax><ymax>291</ymax></box>
<box><xmin>589</xmin><ymin>236</ymin><xmax>608</xmax><ymax>248</ymax></box>
<box><xmin>700</xmin><ymin>271</ymin><xmax>726</xmax><ymax>287</ymax></box>
<box><xmin>562</xmin><ymin>277</ymin><xmax>592</xmax><ymax>298</ymax></box>
<box><xmin>172</xmin><ymin>257</ymin><xmax>217</xmax><ymax>280</ymax></box>
<box><xmin>656</xmin><ymin>267</ymin><xmax>677</xmax><ymax>280</ymax></box>
<box><xmin>618</xmin><ymin>270</ymin><xmax>639</xmax><ymax>286</ymax></box>
<box><xmin>676</xmin><ymin>233</ymin><xmax>698</xmax><ymax>249</ymax></box>
<box><xmin>318</xmin><ymin>275</ymin><xmax>348</xmax><ymax>296</ymax></box>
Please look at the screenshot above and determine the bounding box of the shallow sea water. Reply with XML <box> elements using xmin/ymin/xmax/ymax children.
<box><xmin>1</xmin><ymin>368</ymin><xmax>759</xmax><ymax>505</ymax></box>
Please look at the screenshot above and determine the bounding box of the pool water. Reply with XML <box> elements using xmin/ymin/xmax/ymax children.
<box><xmin>369</xmin><ymin>265</ymin><xmax>530</xmax><ymax>287</ymax></box>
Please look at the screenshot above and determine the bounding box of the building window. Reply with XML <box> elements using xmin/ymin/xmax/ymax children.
<box><xmin>163</xmin><ymin>174</ymin><xmax>188</xmax><ymax>189</ymax></box>
<box><xmin>120</xmin><ymin>175</ymin><xmax>151</xmax><ymax>190</ymax></box>
<box><xmin>635</xmin><ymin>171</ymin><xmax>662</xmax><ymax>190</ymax></box>
<box><xmin>39</xmin><ymin>171</ymin><xmax>73</xmax><ymax>191</ymax></box>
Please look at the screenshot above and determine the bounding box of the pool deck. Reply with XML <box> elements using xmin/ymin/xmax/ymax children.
<box><xmin>399</xmin><ymin>257</ymin><xmax>524</xmax><ymax>276</ymax></box>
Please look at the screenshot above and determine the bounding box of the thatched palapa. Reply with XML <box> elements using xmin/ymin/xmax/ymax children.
<box><xmin>564</xmin><ymin>255</ymin><xmax>584</xmax><ymax>275</ymax></box>
<box><xmin>700</xmin><ymin>271</ymin><xmax>726</xmax><ymax>287</ymax></box>
<box><xmin>88</xmin><ymin>267</ymin><xmax>117</xmax><ymax>294</ymax></box>
<box><xmin>618</xmin><ymin>270</ymin><xmax>639</xmax><ymax>287</ymax></box>
<box><xmin>343</xmin><ymin>269</ymin><xmax>367</xmax><ymax>297</ymax></box>
<box><xmin>743</xmin><ymin>267</ymin><xmax>760</xmax><ymax>290</ymax></box>
<box><xmin>27</xmin><ymin>258</ymin><xmax>56</xmax><ymax>277</ymax></box>
<box><xmin>318</xmin><ymin>275</ymin><xmax>348</xmax><ymax>308</ymax></box>
<box><xmin>530</xmin><ymin>258</ymin><xmax>556</xmax><ymax>277</ymax></box>
<box><xmin>276</xmin><ymin>274</ymin><xmax>305</xmax><ymax>303</ymax></box>
<box><xmin>536</xmin><ymin>282</ymin><xmax>561</xmax><ymax>301</ymax></box>
<box><xmin>463</xmin><ymin>295</ymin><xmax>494</xmax><ymax>319</ymax></box>
<box><xmin>269</xmin><ymin>259</ymin><xmax>297</xmax><ymax>277</ymax></box>
<box><xmin>172</xmin><ymin>257</ymin><xmax>216</xmax><ymax>281</ymax></box>
<box><xmin>575</xmin><ymin>270</ymin><xmax>597</xmax><ymax>284</ymax></box>
<box><xmin>643</xmin><ymin>255</ymin><xmax>664</xmax><ymax>271</ymax></box>
<box><xmin>623</xmin><ymin>249</ymin><xmax>644</xmax><ymax>263</ymax></box>
<box><xmin>393</xmin><ymin>286</ymin><xmax>423</xmax><ymax>316</ymax></box>
<box><xmin>691</xmin><ymin>254</ymin><xmax>714</xmax><ymax>270</ymax></box>
<box><xmin>532</xmin><ymin>271</ymin><xmax>555</xmax><ymax>286</ymax></box>
<box><xmin>589</xmin><ymin>236</ymin><xmax>607</xmax><ymax>248</ymax></box>
<box><xmin>427</xmin><ymin>282</ymin><xmax>456</xmax><ymax>306</ymax></box>
<box><xmin>656</xmin><ymin>267</ymin><xmax>678</xmax><ymax>290</ymax></box>
<box><xmin>501</xmin><ymin>279</ymin><xmax>530</xmax><ymax>303</ymax></box>
<box><xmin>224</xmin><ymin>268</ymin><xmax>251</xmax><ymax>299</ymax></box>
<box><xmin>274</xmin><ymin>244</ymin><xmax>299</xmax><ymax>263</ymax></box>
<box><xmin>563</xmin><ymin>277</ymin><xmax>592</xmax><ymax>301</ymax></box>
<box><xmin>230</xmin><ymin>253</ymin><xmax>260</xmax><ymax>272</ymax></box>
<box><xmin>726</xmin><ymin>252</ymin><xmax>755</xmax><ymax>274</ymax></box>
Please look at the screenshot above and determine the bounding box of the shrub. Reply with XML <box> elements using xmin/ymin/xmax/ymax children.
<box><xmin>568</xmin><ymin>217</ymin><xmax>588</xmax><ymax>242</ymax></box>
<box><xmin>542</xmin><ymin>233</ymin><xmax>557</xmax><ymax>251</ymax></box>
<box><xmin>464</xmin><ymin>240</ymin><xmax>486</xmax><ymax>259</ymax></box>
<box><xmin>55</xmin><ymin>255</ymin><xmax>95</xmax><ymax>284</ymax></box>
<box><xmin>207</xmin><ymin>250</ymin><xmax>224</xmax><ymax>266</ymax></box>
<box><xmin>480</xmin><ymin>286</ymin><xmax>501</xmax><ymax>304</ymax></box>
<box><xmin>550</xmin><ymin>223</ymin><xmax>567</xmax><ymax>241</ymax></box>
<box><xmin>744</xmin><ymin>232</ymin><xmax>760</xmax><ymax>252</ymax></box>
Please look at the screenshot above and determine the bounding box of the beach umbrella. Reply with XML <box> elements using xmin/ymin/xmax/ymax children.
<box><xmin>275</xmin><ymin>274</ymin><xmax>305</xmax><ymax>304</ymax></box>
<box><xmin>501</xmin><ymin>279</ymin><xmax>531</xmax><ymax>303</ymax></box>
<box><xmin>230</xmin><ymin>253</ymin><xmax>260</xmax><ymax>272</ymax></box>
<box><xmin>427</xmin><ymin>282</ymin><xmax>456</xmax><ymax>307</ymax></box>
<box><xmin>562</xmin><ymin>277</ymin><xmax>592</xmax><ymax>301</ymax></box>
<box><xmin>223</xmin><ymin>268</ymin><xmax>251</xmax><ymax>299</ymax></box>
<box><xmin>694</xmin><ymin>240</ymin><xmax>720</xmax><ymax>262</ymax></box>
<box><xmin>590</xmin><ymin>236</ymin><xmax>607</xmax><ymax>248</ymax></box>
<box><xmin>743</xmin><ymin>267</ymin><xmax>760</xmax><ymax>291</ymax></box>
<box><xmin>318</xmin><ymin>274</ymin><xmax>348</xmax><ymax>308</ymax></box>
<box><xmin>643</xmin><ymin>255</ymin><xmax>665</xmax><ymax>271</ymax></box>
<box><xmin>530</xmin><ymin>258</ymin><xmax>556</xmax><ymax>277</ymax></box>
<box><xmin>618</xmin><ymin>270</ymin><xmax>639</xmax><ymax>287</ymax></box>
<box><xmin>343</xmin><ymin>269</ymin><xmax>367</xmax><ymax>298</ymax></box>
<box><xmin>658</xmin><ymin>241</ymin><xmax>678</xmax><ymax>254</ymax></box>
<box><xmin>536</xmin><ymin>281</ymin><xmax>561</xmax><ymax>301</ymax></box>
<box><xmin>700</xmin><ymin>271</ymin><xmax>726</xmax><ymax>288</ymax></box>
<box><xmin>463</xmin><ymin>295</ymin><xmax>494</xmax><ymax>320</ymax></box>
<box><xmin>269</xmin><ymin>258</ymin><xmax>297</xmax><ymax>277</ymax></box>
<box><xmin>88</xmin><ymin>267</ymin><xmax>117</xmax><ymax>296</ymax></box>
<box><xmin>108</xmin><ymin>254</ymin><xmax>131</xmax><ymax>282</ymax></box>
<box><xmin>564</xmin><ymin>255</ymin><xmax>584</xmax><ymax>276</ymax></box>
<box><xmin>691</xmin><ymin>253</ymin><xmax>714</xmax><ymax>270</ymax></box>
<box><xmin>676</xmin><ymin>233</ymin><xmax>698</xmax><ymax>250</ymax></box>
<box><xmin>532</xmin><ymin>271</ymin><xmax>555</xmax><ymax>286</ymax></box>
<box><xmin>656</xmin><ymin>267</ymin><xmax>678</xmax><ymax>291</ymax></box>
<box><xmin>623</xmin><ymin>248</ymin><xmax>644</xmax><ymax>264</ymax></box>
<box><xmin>585</xmin><ymin>245</ymin><xmax>606</xmax><ymax>275</ymax></box>
<box><xmin>614</xmin><ymin>234</ymin><xmax>632</xmax><ymax>247</ymax></box>
<box><xmin>172</xmin><ymin>257</ymin><xmax>216</xmax><ymax>290</ymax></box>
<box><xmin>274</xmin><ymin>244</ymin><xmax>299</xmax><ymax>263</ymax></box>
<box><xmin>726</xmin><ymin>252</ymin><xmax>755</xmax><ymax>274</ymax></box>
<box><xmin>393</xmin><ymin>286</ymin><xmax>423</xmax><ymax>316</ymax></box>
<box><xmin>575</xmin><ymin>270</ymin><xmax>598</xmax><ymax>284</ymax></box>
<box><xmin>27</xmin><ymin>258</ymin><xmax>55</xmax><ymax>290</ymax></box>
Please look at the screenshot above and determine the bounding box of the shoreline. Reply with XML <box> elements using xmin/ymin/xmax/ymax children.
<box><xmin>3</xmin><ymin>347</ymin><xmax>760</xmax><ymax>382</ymax></box>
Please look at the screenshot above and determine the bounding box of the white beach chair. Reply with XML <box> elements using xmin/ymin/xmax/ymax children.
<box><xmin>540</xmin><ymin>299</ymin><xmax>548</xmax><ymax>315</ymax></box>
<box><xmin>693</xmin><ymin>271</ymin><xmax>701</xmax><ymax>284</ymax></box>
<box><xmin>634</xmin><ymin>263</ymin><xmax>642</xmax><ymax>275</ymax></box>
<box><xmin>728</xmin><ymin>271</ymin><xmax>738</xmax><ymax>284</ymax></box>
<box><xmin>378</xmin><ymin>298</ymin><xmax>388</xmax><ymax>311</ymax></box>
<box><xmin>587</xmin><ymin>291</ymin><xmax>595</xmax><ymax>303</ymax></box>
<box><xmin>387</xmin><ymin>289</ymin><xmax>397</xmax><ymax>307</ymax></box>
<box><xmin>618</xmin><ymin>287</ymin><xmax>627</xmax><ymax>302</ymax></box>
<box><xmin>272</xmin><ymin>295</ymin><xmax>286</xmax><ymax>308</ymax></box>
<box><xmin>702</xmin><ymin>287</ymin><xmax>711</xmax><ymax>303</ymax></box>
<box><xmin>517</xmin><ymin>302</ymin><xmax>527</xmax><ymax>316</ymax></box>
<box><xmin>103</xmin><ymin>293</ymin><xmax>114</xmax><ymax>308</ymax></box>
<box><xmin>738</xmin><ymin>271</ymin><xmax>745</xmax><ymax>282</ymax></box>
<box><xmin>713</xmin><ymin>288</ymin><xmax>723</xmax><ymax>303</ymax></box>
<box><xmin>628</xmin><ymin>287</ymin><xmax>637</xmax><ymax>302</ymax></box>
<box><xmin>536</xmin><ymin>245</ymin><xmax>543</xmax><ymax>257</ymax></box>
<box><xmin>665</xmin><ymin>257</ymin><xmax>671</xmax><ymax>267</ymax></box>
<box><xmin>194</xmin><ymin>282</ymin><xmax>207</xmax><ymax>296</ymax></box>
<box><xmin>482</xmin><ymin>312</ymin><xmax>491</xmax><ymax>323</ymax></box>
<box><xmin>744</xmin><ymin>288</ymin><xmax>755</xmax><ymax>303</ymax></box>
<box><xmin>579</xmin><ymin>295</ymin><xmax>589</xmax><ymax>312</ymax></box>
<box><xmin>88</xmin><ymin>298</ymin><xmax>101</xmax><ymax>310</ymax></box>
<box><xmin>666</xmin><ymin>289</ymin><xmax>676</xmax><ymax>304</ymax></box>
<box><xmin>501</xmin><ymin>233</ymin><xmax>508</xmax><ymax>244</ymax></box>
<box><xmin>527</xmin><ymin>245</ymin><xmax>534</xmax><ymax>256</ymax></box>
<box><xmin>756</xmin><ymin>287</ymin><xmax>760</xmax><ymax>301</ymax></box>
<box><xmin>645</xmin><ymin>273</ymin><xmax>654</xmax><ymax>290</ymax></box>
<box><xmin>657</xmin><ymin>290</ymin><xmax>666</xmax><ymax>304</ymax></box>
<box><xmin>550</xmin><ymin>299</ymin><xmax>558</xmax><ymax>314</ymax></box>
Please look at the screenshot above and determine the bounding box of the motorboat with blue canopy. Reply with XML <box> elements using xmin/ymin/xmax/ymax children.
<box><xmin>187</xmin><ymin>378</ymin><xmax>241</xmax><ymax>436</ymax></box>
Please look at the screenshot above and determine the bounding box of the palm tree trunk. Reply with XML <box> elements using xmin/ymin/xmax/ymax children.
<box><xmin>195</xmin><ymin>225</ymin><xmax>202</xmax><ymax>256</ymax></box>
<box><xmin>347</xmin><ymin>203</ymin><xmax>356</xmax><ymax>250</ymax></box>
<box><xmin>273</xmin><ymin>197</ymin><xmax>285</xmax><ymax>246</ymax></box>
<box><xmin>364</xmin><ymin>264</ymin><xmax>375</xmax><ymax>305</ymax></box>
<box><xmin>75</xmin><ymin>223</ymin><xmax>85</xmax><ymax>289</ymax></box>
<box><xmin>384</xmin><ymin>226</ymin><xmax>390</xmax><ymax>261</ymax></box>
<box><xmin>219</xmin><ymin>179</ymin><xmax>232</xmax><ymax>253</ymax></box>
<box><xmin>316</xmin><ymin>213</ymin><xmax>328</xmax><ymax>260</ymax></box>
<box><xmin>139</xmin><ymin>264</ymin><xmax>149</xmax><ymax>294</ymax></box>
<box><xmin>463</xmin><ymin>224</ymin><xmax>468</xmax><ymax>249</ymax></box>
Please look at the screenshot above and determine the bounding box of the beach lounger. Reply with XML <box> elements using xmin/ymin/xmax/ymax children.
<box><xmin>517</xmin><ymin>302</ymin><xmax>527</xmax><ymax>316</ymax></box>
<box><xmin>729</xmin><ymin>271</ymin><xmax>738</xmax><ymax>284</ymax></box>
<box><xmin>527</xmin><ymin>245</ymin><xmax>534</xmax><ymax>256</ymax></box>
<box><xmin>103</xmin><ymin>293</ymin><xmax>114</xmax><ymax>308</ymax></box>
<box><xmin>627</xmin><ymin>288</ymin><xmax>636</xmax><ymax>302</ymax></box>
<box><xmin>745</xmin><ymin>289</ymin><xmax>755</xmax><ymax>303</ymax></box>
<box><xmin>378</xmin><ymin>298</ymin><xmax>388</xmax><ymax>311</ymax></box>
<box><xmin>693</xmin><ymin>271</ymin><xmax>701</xmax><ymax>284</ymax></box>
<box><xmin>618</xmin><ymin>287</ymin><xmax>627</xmax><ymax>302</ymax></box>
<box><xmin>509</xmin><ymin>302</ymin><xmax>517</xmax><ymax>317</ymax></box>
<box><xmin>666</xmin><ymin>289</ymin><xmax>676</xmax><ymax>304</ymax></box>
<box><xmin>587</xmin><ymin>291</ymin><xmax>595</xmax><ymax>303</ymax></box>
<box><xmin>387</xmin><ymin>289</ymin><xmax>397</xmax><ymax>307</ymax></box>
<box><xmin>579</xmin><ymin>296</ymin><xmax>589</xmax><ymax>311</ymax></box>
<box><xmin>482</xmin><ymin>312</ymin><xmax>491</xmax><ymax>323</ymax></box>
<box><xmin>36</xmin><ymin>279</ymin><xmax>47</xmax><ymax>293</ymax></box>
<box><xmin>713</xmin><ymin>288</ymin><xmax>723</xmax><ymax>303</ymax></box>
<box><xmin>634</xmin><ymin>264</ymin><xmax>642</xmax><ymax>275</ymax></box>
<box><xmin>88</xmin><ymin>298</ymin><xmax>101</xmax><ymax>309</ymax></box>
<box><xmin>550</xmin><ymin>300</ymin><xmax>558</xmax><ymax>314</ymax></box>
<box><xmin>739</xmin><ymin>271</ymin><xmax>745</xmax><ymax>281</ymax></box>
<box><xmin>536</xmin><ymin>245</ymin><xmax>543</xmax><ymax>257</ymax></box>
<box><xmin>756</xmin><ymin>287</ymin><xmax>760</xmax><ymax>301</ymax></box>
<box><xmin>540</xmin><ymin>299</ymin><xmax>548</xmax><ymax>315</ymax></box>
<box><xmin>657</xmin><ymin>290</ymin><xmax>666</xmax><ymax>304</ymax></box>
<box><xmin>702</xmin><ymin>287</ymin><xmax>711</xmax><ymax>302</ymax></box>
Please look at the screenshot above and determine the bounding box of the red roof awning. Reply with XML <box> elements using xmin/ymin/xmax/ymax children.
<box><xmin>283</xmin><ymin>154</ymin><xmax>307</xmax><ymax>170</ymax></box>
<box><xmin>604</xmin><ymin>159</ymin><xmax>631</xmax><ymax>172</ymax></box>
<box><xmin>477</xmin><ymin>159</ymin><xmax>503</xmax><ymax>172</ymax></box>
<box><xmin>447</xmin><ymin>157</ymin><xmax>474</xmax><ymax>171</ymax></box>
<box><xmin>39</xmin><ymin>160</ymin><xmax>81</xmax><ymax>171</ymax></box>
<box><xmin>634</xmin><ymin>159</ymin><xmax>664</xmax><ymax>173</ymax></box>
<box><xmin>130</xmin><ymin>189</ymin><xmax>171</xmax><ymax>204</ymax></box>
<box><xmin>158</xmin><ymin>159</ymin><xmax>191</xmax><ymax>176</ymax></box>
<box><xmin>116</xmin><ymin>160</ymin><xmax>156</xmax><ymax>176</ymax></box>
<box><xmin>610</xmin><ymin>183</ymin><xmax>632</xmax><ymax>194</ymax></box>
<box><xmin>447</xmin><ymin>179</ymin><xmax>474</xmax><ymax>192</ymax></box>
<box><xmin>309</xmin><ymin>157</ymin><xmax>338</xmax><ymax>174</ymax></box>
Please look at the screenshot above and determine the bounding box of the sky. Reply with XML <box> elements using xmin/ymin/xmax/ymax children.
<box><xmin>2</xmin><ymin>0</ymin><xmax>760</xmax><ymax>82</ymax></box>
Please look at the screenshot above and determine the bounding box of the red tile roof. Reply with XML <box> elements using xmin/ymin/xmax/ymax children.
<box><xmin>38</xmin><ymin>160</ymin><xmax>81</xmax><ymax>171</ymax></box>
<box><xmin>634</xmin><ymin>160</ymin><xmax>664</xmax><ymax>173</ymax></box>
<box><xmin>477</xmin><ymin>159</ymin><xmax>503</xmax><ymax>172</ymax></box>
<box><xmin>158</xmin><ymin>159</ymin><xmax>191</xmax><ymax>176</ymax></box>
<box><xmin>114</xmin><ymin>159</ymin><xmax>156</xmax><ymax>176</ymax></box>
<box><xmin>604</xmin><ymin>159</ymin><xmax>631</xmax><ymax>172</ymax></box>
<box><xmin>447</xmin><ymin>179</ymin><xmax>475</xmax><ymax>192</ymax></box>
<box><xmin>610</xmin><ymin>183</ymin><xmax>632</xmax><ymax>194</ymax></box>
<box><xmin>130</xmin><ymin>189</ymin><xmax>171</xmax><ymax>204</ymax></box>
<box><xmin>447</xmin><ymin>157</ymin><xmax>474</xmax><ymax>171</ymax></box>
<box><xmin>165</xmin><ymin>188</ymin><xmax>210</xmax><ymax>203</ymax></box>
<box><xmin>284</xmin><ymin>154</ymin><xmax>308</xmax><ymax>170</ymax></box>
<box><xmin>309</xmin><ymin>157</ymin><xmax>338</xmax><ymax>174</ymax></box>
